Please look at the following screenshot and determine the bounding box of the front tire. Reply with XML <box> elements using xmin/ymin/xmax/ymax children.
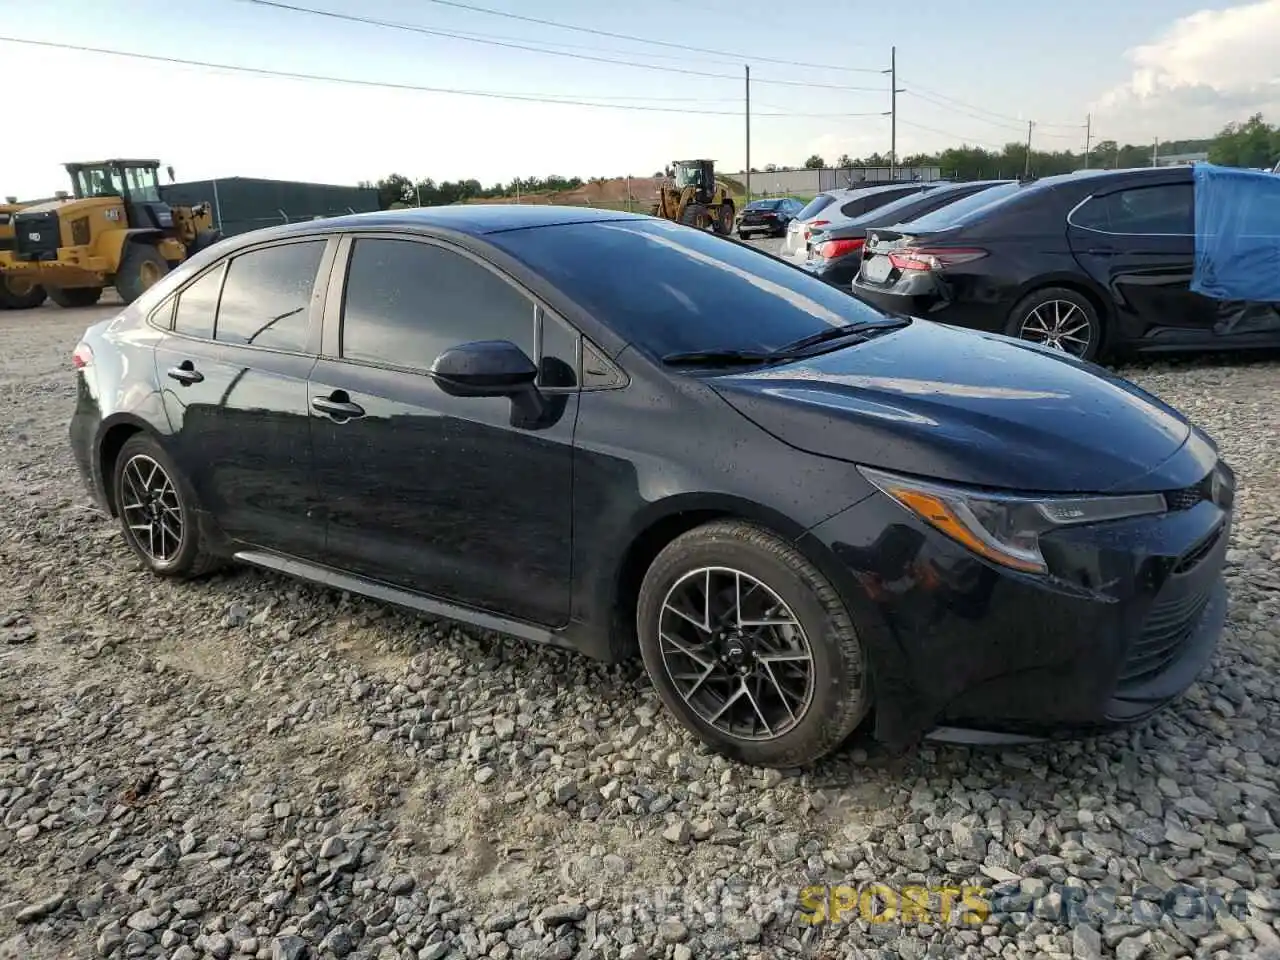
<box><xmin>114</xmin><ymin>243</ymin><xmax>170</xmax><ymax>304</ymax></box>
<box><xmin>47</xmin><ymin>286</ymin><xmax>104</xmax><ymax>308</ymax></box>
<box><xmin>636</xmin><ymin>520</ymin><xmax>869</xmax><ymax>768</ymax></box>
<box><xmin>111</xmin><ymin>433</ymin><xmax>221</xmax><ymax>578</ymax></box>
<box><xmin>712</xmin><ymin>202</ymin><xmax>734</xmax><ymax>236</ymax></box>
<box><xmin>680</xmin><ymin>203</ymin><xmax>709</xmax><ymax>229</ymax></box>
<box><xmin>1005</xmin><ymin>287</ymin><xmax>1103</xmax><ymax>361</ymax></box>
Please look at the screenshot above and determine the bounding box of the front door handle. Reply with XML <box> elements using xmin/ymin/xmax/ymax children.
<box><xmin>167</xmin><ymin>361</ymin><xmax>204</xmax><ymax>385</ymax></box>
<box><xmin>311</xmin><ymin>393</ymin><xmax>365</xmax><ymax>420</ymax></box>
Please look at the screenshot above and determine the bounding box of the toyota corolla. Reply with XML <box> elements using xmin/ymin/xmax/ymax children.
<box><xmin>69</xmin><ymin>205</ymin><xmax>1233</xmax><ymax>768</ymax></box>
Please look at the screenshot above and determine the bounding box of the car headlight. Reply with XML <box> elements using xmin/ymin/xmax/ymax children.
<box><xmin>859</xmin><ymin>466</ymin><xmax>1167</xmax><ymax>574</ymax></box>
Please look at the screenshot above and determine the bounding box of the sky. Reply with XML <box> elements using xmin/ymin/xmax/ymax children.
<box><xmin>1</xmin><ymin>0</ymin><xmax>1277</xmax><ymax>198</ymax></box>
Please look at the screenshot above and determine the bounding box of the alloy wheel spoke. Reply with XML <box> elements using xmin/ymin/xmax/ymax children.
<box><xmin>660</xmin><ymin>630</ymin><xmax>714</xmax><ymax>669</ymax></box>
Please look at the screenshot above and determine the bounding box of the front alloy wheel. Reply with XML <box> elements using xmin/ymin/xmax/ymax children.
<box><xmin>637</xmin><ymin>520</ymin><xmax>869</xmax><ymax>768</ymax></box>
<box><xmin>659</xmin><ymin>566</ymin><xmax>815</xmax><ymax>740</ymax></box>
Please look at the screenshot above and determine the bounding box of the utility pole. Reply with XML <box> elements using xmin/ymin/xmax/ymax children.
<box><xmin>1083</xmin><ymin>114</ymin><xmax>1092</xmax><ymax>169</ymax></box>
<box><xmin>745</xmin><ymin>65</ymin><xmax>751</xmax><ymax>202</ymax></box>
<box><xmin>885</xmin><ymin>47</ymin><xmax>901</xmax><ymax>180</ymax></box>
<box><xmin>1152</xmin><ymin>137</ymin><xmax>1160</xmax><ymax>167</ymax></box>
<box><xmin>1024</xmin><ymin>120</ymin><xmax>1034</xmax><ymax>178</ymax></box>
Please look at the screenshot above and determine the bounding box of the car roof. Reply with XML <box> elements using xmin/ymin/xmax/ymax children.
<box><xmin>247</xmin><ymin>203</ymin><xmax>646</xmax><ymax>240</ymax></box>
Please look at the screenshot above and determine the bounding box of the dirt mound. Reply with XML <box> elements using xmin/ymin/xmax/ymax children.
<box><xmin>469</xmin><ymin>176</ymin><xmax>663</xmax><ymax>206</ymax></box>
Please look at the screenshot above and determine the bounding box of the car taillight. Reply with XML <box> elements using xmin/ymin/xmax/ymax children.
<box><xmin>887</xmin><ymin>247</ymin><xmax>988</xmax><ymax>271</ymax></box>
<box><xmin>815</xmin><ymin>238</ymin><xmax>865</xmax><ymax>260</ymax></box>
<box><xmin>72</xmin><ymin>342</ymin><xmax>93</xmax><ymax>369</ymax></box>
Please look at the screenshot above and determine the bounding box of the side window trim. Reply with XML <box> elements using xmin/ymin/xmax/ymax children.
<box><xmin>323</xmin><ymin>231</ymin><xmax>587</xmax><ymax>392</ymax></box>
<box><xmin>1066</xmin><ymin>185</ymin><xmax>1195</xmax><ymax>238</ymax></box>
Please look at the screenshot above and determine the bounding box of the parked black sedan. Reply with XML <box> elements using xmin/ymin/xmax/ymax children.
<box><xmin>801</xmin><ymin>180</ymin><xmax>1013</xmax><ymax>287</ymax></box>
<box><xmin>71</xmin><ymin>205</ymin><xmax>1232</xmax><ymax>768</ymax></box>
<box><xmin>852</xmin><ymin>166</ymin><xmax>1280</xmax><ymax>360</ymax></box>
<box><xmin>736</xmin><ymin>197</ymin><xmax>804</xmax><ymax>238</ymax></box>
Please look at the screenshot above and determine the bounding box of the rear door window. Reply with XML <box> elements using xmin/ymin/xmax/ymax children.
<box><xmin>1107</xmin><ymin>184</ymin><xmax>1194</xmax><ymax>235</ymax></box>
<box><xmin>215</xmin><ymin>240</ymin><xmax>327</xmax><ymax>352</ymax></box>
<box><xmin>838</xmin><ymin>188</ymin><xmax>921</xmax><ymax>219</ymax></box>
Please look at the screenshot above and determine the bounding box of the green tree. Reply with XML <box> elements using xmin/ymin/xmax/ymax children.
<box><xmin>1208</xmin><ymin>113</ymin><xmax>1279</xmax><ymax>168</ymax></box>
<box><xmin>803</xmin><ymin>154</ymin><xmax>825</xmax><ymax>169</ymax></box>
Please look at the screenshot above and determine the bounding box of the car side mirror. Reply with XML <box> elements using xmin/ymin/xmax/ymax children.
<box><xmin>431</xmin><ymin>339</ymin><xmax>538</xmax><ymax>398</ymax></box>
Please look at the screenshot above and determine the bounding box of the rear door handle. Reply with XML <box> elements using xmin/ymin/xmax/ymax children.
<box><xmin>311</xmin><ymin>393</ymin><xmax>365</xmax><ymax>420</ymax></box>
<box><xmin>166</xmin><ymin>361</ymin><xmax>203</xmax><ymax>385</ymax></box>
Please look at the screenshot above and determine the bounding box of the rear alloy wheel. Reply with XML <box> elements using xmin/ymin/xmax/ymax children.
<box><xmin>637</xmin><ymin>520</ymin><xmax>869</xmax><ymax>768</ymax></box>
<box><xmin>112</xmin><ymin>434</ymin><xmax>221</xmax><ymax>578</ymax></box>
<box><xmin>0</xmin><ymin>274</ymin><xmax>47</xmax><ymax>309</ymax></box>
<box><xmin>1006</xmin><ymin>287</ymin><xmax>1102</xmax><ymax>361</ymax></box>
<box><xmin>47</xmin><ymin>286</ymin><xmax>104</xmax><ymax>308</ymax></box>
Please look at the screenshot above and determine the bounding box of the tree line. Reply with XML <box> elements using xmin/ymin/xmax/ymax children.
<box><xmin>363</xmin><ymin>113</ymin><xmax>1280</xmax><ymax>208</ymax></box>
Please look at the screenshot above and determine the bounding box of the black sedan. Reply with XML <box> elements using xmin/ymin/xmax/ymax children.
<box><xmin>70</xmin><ymin>205</ymin><xmax>1233</xmax><ymax>768</ymax></box>
<box><xmin>801</xmin><ymin>180</ymin><xmax>1013</xmax><ymax>287</ymax></box>
<box><xmin>852</xmin><ymin>166</ymin><xmax>1280</xmax><ymax>361</ymax></box>
<box><xmin>736</xmin><ymin>197</ymin><xmax>804</xmax><ymax>237</ymax></box>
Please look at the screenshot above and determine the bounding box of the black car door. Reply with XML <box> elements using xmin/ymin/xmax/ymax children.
<box><xmin>1066</xmin><ymin>180</ymin><xmax>1218</xmax><ymax>337</ymax></box>
<box><xmin>153</xmin><ymin>236</ymin><xmax>334</xmax><ymax>558</ymax></box>
<box><xmin>308</xmin><ymin>233</ymin><xmax>579</xmax><ymax>628</ymax></box>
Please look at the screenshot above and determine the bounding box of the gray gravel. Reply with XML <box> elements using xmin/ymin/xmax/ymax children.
<box><xmin>2</xmin><ymin>291</ymin><xmax>1280</xmax><ymax>960</ymax></box>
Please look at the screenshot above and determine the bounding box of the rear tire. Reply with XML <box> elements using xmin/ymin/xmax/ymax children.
<box><xmin>47</xmin><ymin>286</ymin><xmax>104</xmax><ymax>308</ymax></box>
<box><xmin>636</xmin><ymin>520</ymin><xmax>870</xmax><ymax>768</ymax></box>
<box><xmin>0</xmin><ymin>275</ymin><xmax>46</xmax><ymax>309</ymax></box>
<box><xmin>111</xmin><ymin>433</ymin><xmax>222</xmax><ymax>579</ymax></box>
<box><xmin>1004</xmin><ymin>287</ymin><xmax>1103</xmax><ymax>361</ymax></box>
<box><xmin>114</xmin><ymin>243</ymin><xmax>170</xmax><ymax>304</ymax></box>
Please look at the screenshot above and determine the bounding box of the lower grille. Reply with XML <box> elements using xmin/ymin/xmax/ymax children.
<box><xmin>1118</xmin><ymin>586</ymin><xmax>1210</xmax><ymax>687</ymax></box>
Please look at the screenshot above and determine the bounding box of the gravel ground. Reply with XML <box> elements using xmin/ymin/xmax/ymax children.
<box><xmin>2</xmin><ymin>286</ymin><xmax>1280</xmax><ymax>960</ymax></box>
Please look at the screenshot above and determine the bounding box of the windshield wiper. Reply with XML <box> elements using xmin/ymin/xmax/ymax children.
<box><xmin>773</xmin><ymin>318</ymin><xmax>910</xmax><ymax>355</ymax></box>
<box><xmin>661</xmin><ymin>349</ymin><xmax>798</xmax><ymax>367</ymax></box>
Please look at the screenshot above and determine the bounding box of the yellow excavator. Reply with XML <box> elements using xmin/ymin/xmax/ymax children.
<box><xmin>0</xmin><ymin>199</ymin><xmax>47</xmax><ymax>309</ymax></box>
<box><xmin>649</xmin><ymin>159</ymin><xmax>735</xmax><ymax>235</ymax></box>
<box><xmin>0</xmin><ymin>159</ymin><xmax>221</xmax><ymax>308</ymax></box>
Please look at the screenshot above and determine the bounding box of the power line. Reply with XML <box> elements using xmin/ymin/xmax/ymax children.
<box><xmin>903</xmin><ymin>89</ymin><xmax>1025</xmax><ymax>133</ymax></box>
<box><xmin>901</xmin><ymin>78</ymin><xmax>1086</xmax><ymax>133</ymax></box>
<box><xmin>237</xmin><ymin>0</ymin><xmax>886</xmax><ymax>72</ymax></box>
<box><xmin>232</xmin><ymin>1</ymin><xmax>889</xmax><ymax>91</ymax></box>
<box><xmin>0</xmin><ymin>36</ymin><xmax>888</xmax><ymax>117</ymax></box>
<box><xmin>896</xmin><ymin>119</ymin><xmax>1005</xmax><ymax>152</ymax></box>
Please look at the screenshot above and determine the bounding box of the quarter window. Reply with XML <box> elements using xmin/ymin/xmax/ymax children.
<box><xmin>215</xmin><ymin>240</ymin><xmax>326</xmax><ymax>352</ymax></box>
<box><xmin>340</xmin><ymin>238</ymin><xmax>537</xmax><ymax>372</ymax></box>
<box><xmin>171</xmin><ymin>263</ymin><xmax>225</xmax><ymax>339</ymax></box>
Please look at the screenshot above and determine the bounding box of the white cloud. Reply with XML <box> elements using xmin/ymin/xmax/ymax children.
<box><xmin>1094</xmin><ymin>0</ymin><xmax>1280</xmax><ymax>141</ymax></box>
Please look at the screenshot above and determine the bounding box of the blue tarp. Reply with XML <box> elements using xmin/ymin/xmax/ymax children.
<box><xmin>1192</xmin><ymin>162</ymin><xmax>1280</xmax><ymax>303</ymax></box>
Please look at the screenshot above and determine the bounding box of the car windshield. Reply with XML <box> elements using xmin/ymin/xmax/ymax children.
<box><xmin>491</xmin><ymin>218</ymin><xmax>896</xmax><ymax>358</ymax></box>
<box><xmin>747</xmin><ymin>200</ymin><xmax>783</xmax><ymax>210</ymax></box>
<box><xmin>901</xmin><ymin>181</ymin><xmax>1023</xmax><ymax>232</ymax></box>
<box><xmin>795</xmin><ymin>194</ymin><xmax>837</xmax><ymax>220</ymax></box>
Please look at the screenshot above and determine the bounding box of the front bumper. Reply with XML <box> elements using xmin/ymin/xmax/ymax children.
<box><xmin>802</xmin><ymin>479</ymin><xmax>1232</xmax><ymax>749</ymax></box>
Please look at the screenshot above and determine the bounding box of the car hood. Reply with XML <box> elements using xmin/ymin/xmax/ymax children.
<box><xmin>710</xmin><ymin>320</ymin><xmax>1203</xmax><ymax>494</ymax></box>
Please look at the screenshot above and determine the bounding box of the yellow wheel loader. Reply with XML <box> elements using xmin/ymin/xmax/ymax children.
<box><xmin>0</xmin><ymin>200</ymin><xmax>47</xmax><ymax>310</ymax></box>
<box><xmin>0</xmin><ymin>160</ymin><xmax>221</xmax><ymax>308</ymax></box>
<box><xmin>649</xmin><ymin>159</ymin><xmax>735</xmax><ymax>235</ymax></box>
